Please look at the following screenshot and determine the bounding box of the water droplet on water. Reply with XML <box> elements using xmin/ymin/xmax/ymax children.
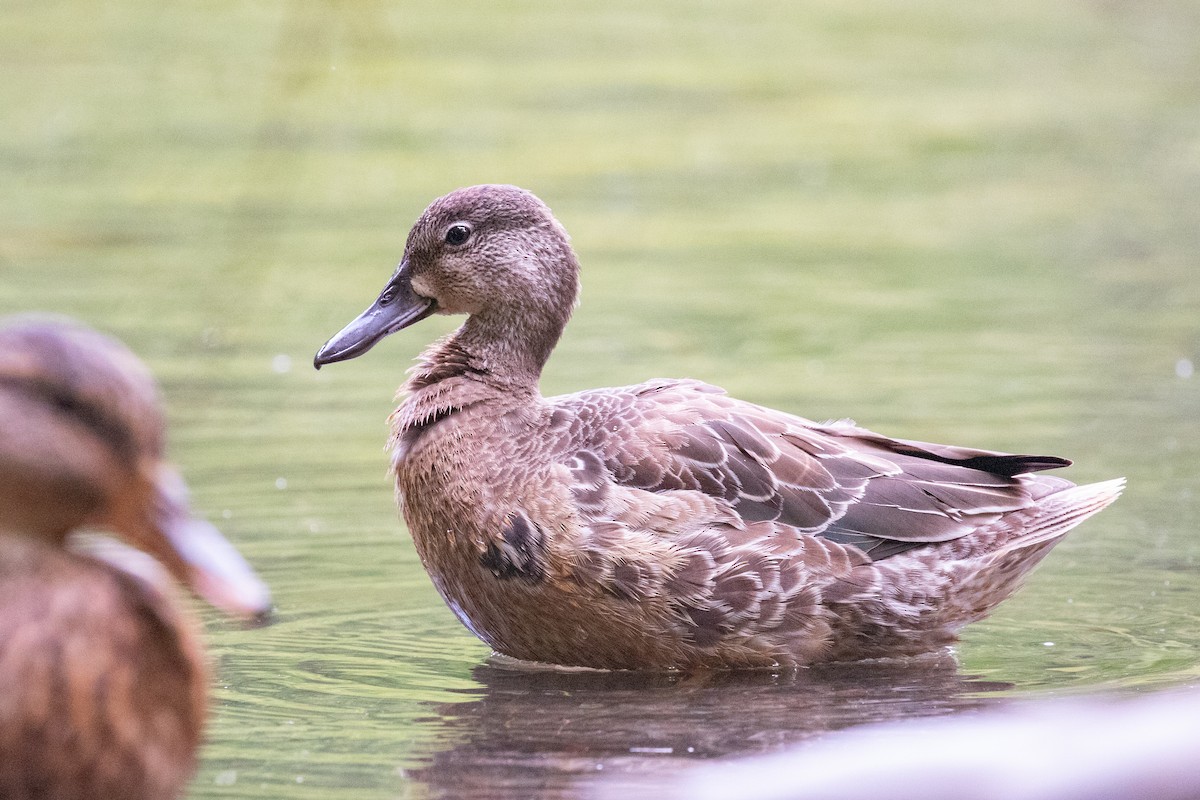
<box><xmin>272</xmin><ymin>354</ymin><xmax>293</xmax><ymax>374</ymax></box>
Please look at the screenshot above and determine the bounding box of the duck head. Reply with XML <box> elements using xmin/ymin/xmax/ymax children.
<box><xmin>0</xmin><ymin>316</ymin><xmax>271</xmax><ymax>620</ymax></box>
<box><xmin>314</xmin><ymin>185</ymin><xmax>580</xmax><ymax>376</ymax></box>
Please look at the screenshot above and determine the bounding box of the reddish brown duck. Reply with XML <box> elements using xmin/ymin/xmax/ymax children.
<box><xmin>314</xmin><ymin>184</ymin><xmax>1123</xmax><ymax>670</ymax></box>
<box><xmin>0</xmin><ymin>316</ymin><xmax>270</xmax><ymax>800</ymax></box>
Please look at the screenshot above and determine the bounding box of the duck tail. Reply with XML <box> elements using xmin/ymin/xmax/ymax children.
<box><xmin>1012</xmin><ymin>477</ymin><xmax>1126</xmax><ymax>550</ymax></box>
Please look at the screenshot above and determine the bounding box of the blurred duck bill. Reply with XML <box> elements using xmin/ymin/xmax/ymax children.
<box><xmin>140</xmin><ymin>465</ymin><xmax>272</xmax><ymax>620</ymax></box>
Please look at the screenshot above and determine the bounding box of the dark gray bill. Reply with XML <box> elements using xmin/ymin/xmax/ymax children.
<box><xmin>313</xmin><ymin>260</ymin><xmax>438</xmax><ymax>368</ymax></box>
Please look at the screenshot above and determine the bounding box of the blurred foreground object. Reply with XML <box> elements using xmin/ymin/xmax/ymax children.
<box><xmin>599</xmin><ymin>687</ymin><xmax>1200</xmax><ymax>800</ymax></box>
<box><xmin>0</xmin><ymin>315</ymin><xmax>271</xmax><ymax>800</ymax></box>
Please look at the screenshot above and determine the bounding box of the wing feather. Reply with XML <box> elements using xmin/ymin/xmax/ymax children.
<box><xmin>556</xmin><ymin>379</ymin><xmax>1067</xmax><ymax>559</ymax></box>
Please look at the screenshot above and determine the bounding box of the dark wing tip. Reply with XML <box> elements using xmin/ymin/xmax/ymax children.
<box><xmin>882</xmin><ymin>437</ymin><xmax>1073</xmax><ymax>477</ymax></box>
<box><xmin>953</xmin><ymin>454</ymin><xmax>1072</xmax><ymax>476</ymax></box>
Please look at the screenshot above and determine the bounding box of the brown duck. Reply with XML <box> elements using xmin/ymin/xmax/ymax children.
<box><xmin>0</xmin><ymin>316</ymin><xmax>271</xmax><ymax>800</ymax></box>
<box><xmin>314</xmin><ymin>184</ymin><xmax>1123</xmax><ymax>670</ymax></box>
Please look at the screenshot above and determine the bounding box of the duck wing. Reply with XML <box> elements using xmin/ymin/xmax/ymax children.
<box><xmin>556</xmin><ymin>379</ymin><xmax>1070</xmax><ymax>561</ymax></box>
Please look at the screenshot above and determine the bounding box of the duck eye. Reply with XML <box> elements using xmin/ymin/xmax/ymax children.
<box><xmin>445</xmin><ymin>224</ymin><xmax>471</xmax><ymax>246</ymax></box>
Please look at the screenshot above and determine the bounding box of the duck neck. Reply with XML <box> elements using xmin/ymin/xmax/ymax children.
<box><xmin>401</xmin><ymin>307</ymin><xmax>566</xmax><ymax>410</ymax></box>
<box><xmin>390</xmin><ymin>309</ymin><xmax>565</xmax><ymax>466</ymax></box>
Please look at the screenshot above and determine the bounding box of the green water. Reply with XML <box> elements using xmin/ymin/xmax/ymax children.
<box><xmin>4</xmin><ymin>1</ymin><xmax>1199</xmax><ymax>797</ymax></box>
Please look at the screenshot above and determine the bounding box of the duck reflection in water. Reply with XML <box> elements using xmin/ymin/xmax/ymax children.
<box><xmin>404</xmin><ymin>655</ymin><xmax>1012</xmax><ymax>799</ymax></box>
<box><xmin>0</xmin><ymin>316</ymin><xmax>271</xmax><ymax>800</ymax></box>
